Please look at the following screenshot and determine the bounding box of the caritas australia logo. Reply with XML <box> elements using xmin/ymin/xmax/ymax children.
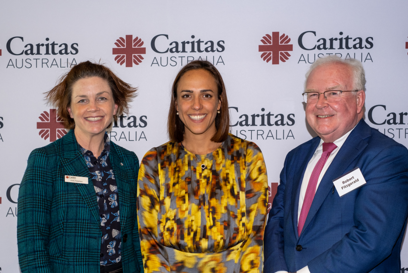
<box><xmin>5</xmin><ymin>36</ymin><xmax>78</xmax><ymax>69</ymax></box>
<box><xmin>112</xmin><ymin>33</ymin><xmax>225</xmax><ymax>68</ymax></box>
<box><xmin>112</xmin><ymin>35</ymin><xmax>146</xmax><ymax>67</ymax></box>
<box><xmin>258</xmin><ymin>30</ymin><xmax>374</xmax><ymax>64</ymax></box>
<box><xmin>259</xmin><ymin>32</ymin><xmax>293</xmax><ymax>65</ymax></box>
<box><xmin>2</xmin><ymin>183</ymin><xmax>20</xmax><ymax>217</ymax></box>
<box><xmin>37</xmin><ymin>109</ymin><xmax>67</xmax><ymax>142</ymax></box>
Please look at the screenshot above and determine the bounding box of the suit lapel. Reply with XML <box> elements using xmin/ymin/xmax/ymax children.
<box><xmin>110</xmin><ymin>142</ymin><xmax>130</xmax><ymax>230</ymax></box>
<box><xmin>291</xmin><ymin>138</ymin><xmax>320</xmax><ymax>238</ymax></box>
<box><xmin>302</xmin><ymin>120</ymin><xmax>371</xmax><ymax>233</ymax></box>
<box><xmin>59</xmin><ymin>130</ymin><xmax>100</xmax><ymax>224</ymax></box>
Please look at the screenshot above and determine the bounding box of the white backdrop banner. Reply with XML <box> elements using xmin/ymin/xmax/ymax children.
<box><xmin>1</xmin><ymin>1</ymin><xmax>408</xmax><ymax>272</ymax></box>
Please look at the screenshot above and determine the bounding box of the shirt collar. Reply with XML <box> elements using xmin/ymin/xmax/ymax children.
<box><xmin>316</xmin><ymin>125</ymin><xmax>356</xmax><ymax>153</ymax></box>
<box><xmin>78</xmin><ymin>133</ymin><xmax>110</xmax><ymax>157</ymax></box>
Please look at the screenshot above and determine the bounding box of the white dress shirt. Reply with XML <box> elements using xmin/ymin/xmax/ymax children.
<box><xmin>275</xmin><ymin>128</ymin><xmax>354</xmax><ymax>273</ymax></box>
<box><xmin>297</xmin><ymin>129</ymin><xmax>352</xmax><ymax>221</ymax></box>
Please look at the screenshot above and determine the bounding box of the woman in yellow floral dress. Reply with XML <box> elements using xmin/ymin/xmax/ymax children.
<box><xmin>137</xmin><ymin>60</ymin><xmax>269</xmax><ymax>273</ymax></box>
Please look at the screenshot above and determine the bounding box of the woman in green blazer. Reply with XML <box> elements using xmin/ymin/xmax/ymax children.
<box><xmin>17</xmin><ymin>61</ymin><xmax>143</xmax><ymax>273</ymax></box>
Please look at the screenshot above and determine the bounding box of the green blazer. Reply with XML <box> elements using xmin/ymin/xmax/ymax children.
<box><xmin>17</xmin><ymin>130</ymin><xmax>143</xmax><ymax>273</ymax></box>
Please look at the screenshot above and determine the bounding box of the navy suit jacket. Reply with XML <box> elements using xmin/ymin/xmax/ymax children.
<box><xmin>264</xmin><ymin>119</ymin><xmax>408</xmax><ymax>273</ymax></box>
<box><xmin>18</xmin><ymin>130</ymin><xmax>143</xmax><ymax>273</ymax></box>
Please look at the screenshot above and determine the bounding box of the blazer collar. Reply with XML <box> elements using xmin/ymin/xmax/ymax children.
<box><xmin>58</xmin><ymin>130</ymin><xmax>130</xmax><ymax>226</ymax></box>
<box><xmin>301</xmin><ymin>119</ymin><xmax>371</xmax><ymax>234</ymax></box>
<box><xmin>108</xmin><ymin>140</ymin><xmax>131</xmax><ymax>228</ymax></box>
<box><xmin>58</xmin><ymin>130</ymin><xmax>100</xmax><ymax>224</ymax></box>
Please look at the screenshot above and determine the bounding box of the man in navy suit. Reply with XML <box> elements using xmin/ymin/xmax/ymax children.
<box><xmin>264</xmin><ymin>56</ymin><xmax>408</xmax><ymax>273</ymax></box>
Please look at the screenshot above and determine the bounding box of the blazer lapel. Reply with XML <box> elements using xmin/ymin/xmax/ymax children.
<box><xmin>291</xmin><ymin>138</ymin><xmax>320</xmax><ymax>238</ymax></box>
<box><xmin>59</xmin><ymin>130</ymin><xmax>100</xmax><ymax>224</ymax></box>
<box><xmin>110</xmin><ymin>143</ymin><xmax>130</xmax><ymax>230</ymax></box>
<box><xmin>302</xmin><ymin>120</ymin><xmax>371</xmax><ymax>232</ymax></box>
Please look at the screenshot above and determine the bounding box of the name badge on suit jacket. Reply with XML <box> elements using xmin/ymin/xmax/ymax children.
<box><xmin>333</xmin><ymin>168</ymin><xmax>366</xmax><ymax>197</ymax></box>
<box><xmin>65</xmin><ymin>175</ymin><xmax>88</xmax><ymax>184</ymax></box>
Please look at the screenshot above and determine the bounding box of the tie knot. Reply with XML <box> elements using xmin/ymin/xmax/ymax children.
<box><xmin>322</xmin><ymin>142</ymin><xmax>337</xmax><ymax>154</ymax></box>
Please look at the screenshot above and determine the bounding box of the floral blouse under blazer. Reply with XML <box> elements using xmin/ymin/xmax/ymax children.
<box><xmin>137</xmin><ymin>134</ymin><xmax>269</xmax><ymax>273</ymax></box>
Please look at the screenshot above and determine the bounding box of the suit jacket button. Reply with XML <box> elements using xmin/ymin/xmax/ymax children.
<box><xmin>296</xmin><ymin>245</ymin><xmax>303</xmax><ymax>251</ymax></box>
<box><xmin>123</xmin><ymin>234</ymin><xmax>128</xmax><ymax>242</ymax></box>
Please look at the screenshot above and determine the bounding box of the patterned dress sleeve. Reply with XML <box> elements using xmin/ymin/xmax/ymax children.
<box><xmin>240</xmin><ymin>142</ymin><xmax>269</xmax><ymax>272</ymax></box>
<box><xmin>137</xmin><ymin>148</ymin><xmax>170</xmax><ymax>272</ymax></box>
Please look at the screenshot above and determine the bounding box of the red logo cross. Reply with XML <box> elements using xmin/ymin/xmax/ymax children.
<box><xmin>406</xmin><ymin>39</ymin><xmax>408</xmax><ymax>55</ymax></box>
<box><xmin>37</xmin><ymin>109</ymin><xmax>66</xmax><ymax>142</ymax></box>
<box><xmin>113</xmin><ymin>35</ymin><xmax>146</xmax><ymax>67</ymax></box>
<box><xmin>268</xmin><ymin>182</ymin><xmax>279</xmax><ymax>213</ymax></box>
<box><xmin>259</xmin><ymin>32</ymin><xmax>293</xmax><ymax>65</ymax></box>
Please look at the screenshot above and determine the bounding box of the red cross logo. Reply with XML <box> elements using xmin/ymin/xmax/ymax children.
<box><xmin>37</xmin><ymin>109</ymin><xmax>67</xmax><ymax>142</ymax></box>
<box><xmin>406</xmin><ymin>38</ymin><xmax>408</xmax><ymax>55</ymax></box>
<box><xmin>268</xmin><ymin>182</ymin><xmax>279</xmax><ymax>213</ymax></box>
<box><xmin>259</xmin><ymin>32</ymin><xmax>293</xmax><ymax>65</ymax></box>
<box><xmin>112</xmin><ymin>35</ymin><xmax>146</xmax><ymax>67</ymax></box>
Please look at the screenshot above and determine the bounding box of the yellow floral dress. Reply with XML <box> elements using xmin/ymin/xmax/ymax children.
<box><xmin>137</xmin><ymin>134</ymin><xmax>268</xmax><ymax>273</ymax></box>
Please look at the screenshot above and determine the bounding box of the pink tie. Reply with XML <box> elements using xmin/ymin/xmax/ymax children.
<box><xmin>298</xmin><ymin>142</ymin><xmax>337</xmax><ymax>236</ymax></box>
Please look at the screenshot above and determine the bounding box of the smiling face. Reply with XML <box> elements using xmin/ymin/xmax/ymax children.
<box><xmin>176</xmin><ymin>69</ymin><xmax>221</xmax><ymax>141</ymax></box>
<box><xmin>305</xmin><ymin>62</ymin><xmax>365</xmax><ymax>143</ymax></box>
<box><xmin>67</xmin><ymin>76</ymin><xmax>118</xmax><ymax>141</ymax></box>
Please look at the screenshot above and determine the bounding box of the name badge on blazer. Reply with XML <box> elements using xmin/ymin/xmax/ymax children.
<box><xmin>333</xmin><ymin>168</ymin><xmax>366</xmax><ymax>197</ymax></box>
<box><xmin>65</xmin><ymin>175</ymin><xmax>88</xmax><ymax>184</ymax></box>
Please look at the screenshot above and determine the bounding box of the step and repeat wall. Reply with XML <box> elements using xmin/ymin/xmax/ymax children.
<box><xmin>1</xmin><ymin>1</ymin><xmax>408</xmax><ymax>272</ymax></box>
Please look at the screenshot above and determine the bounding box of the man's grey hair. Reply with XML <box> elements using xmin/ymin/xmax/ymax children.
<box><xmin>305</xmin><ymin>56</ymin><xmax>366</xmax><ymax>91</ymax></box>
